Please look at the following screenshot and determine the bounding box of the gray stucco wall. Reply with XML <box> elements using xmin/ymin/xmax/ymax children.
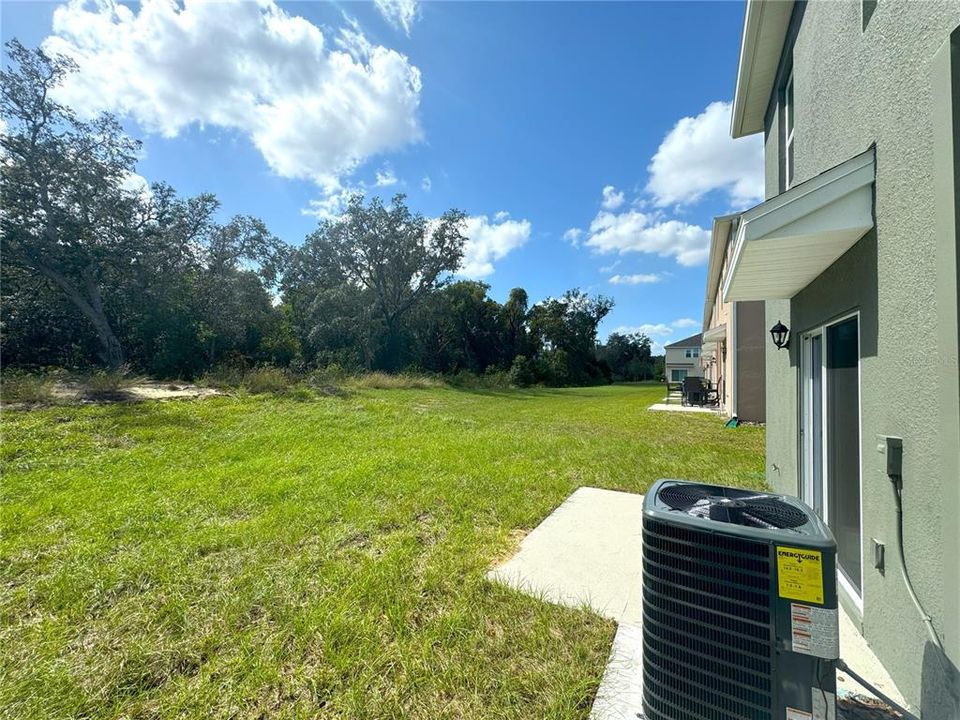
<box><xmin>760</xmin><ymin>1</ymin><xmax>960</xmax><ymax>714</ymax></box>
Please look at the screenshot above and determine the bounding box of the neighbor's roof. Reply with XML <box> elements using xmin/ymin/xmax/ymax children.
<box><xmin>730</xmin><ymin>0</ymin><xmax>795</xmax><ymax>138</ymax></box>
<box><xmin>665</xmin><ymin>333</ymin><xmax>703</xmax><ymax>349</ymax></box>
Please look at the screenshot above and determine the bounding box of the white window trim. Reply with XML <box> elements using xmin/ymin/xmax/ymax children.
<box><xmin>784</xmin><ymin>71</ymin><xmax>795</xmax><ymax>190</ymax></box>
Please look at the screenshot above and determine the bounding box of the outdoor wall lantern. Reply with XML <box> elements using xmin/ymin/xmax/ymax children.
<box><xmin>769</xmin><ymin>320</ymin><xmax>790</xmax><ymax>350</ymax></box>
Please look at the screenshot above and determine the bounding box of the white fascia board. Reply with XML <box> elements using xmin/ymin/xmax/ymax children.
<box><xmin>702</xmin><ymin>215</ymin><xmax>740</xmax><ymax>331</ymax></box>
<box><xmin>731</xmin><ymin>0</ymin><xmax>795</xmax><ymax>139</ymax></box>
<box><xmin>721</xmin><ymin>148</ymin><xmax>876</xmax><ymax>303</ymax></box>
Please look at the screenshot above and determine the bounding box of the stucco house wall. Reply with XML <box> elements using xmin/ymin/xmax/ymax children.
<box><xmin>733</xmin><ymin>301</ymin><xmax>766</xmax><ymax>423</ymax></box>
<box><xmin>759</xmin><ymin>1</ymin><xmax>960</xmax><ymax>713</ymax></box>
<box><xmin>703</xmin><ymin>282</ymin><xmax>732</xmax><ymax>408</ymax></box>
<box><xmin>703</xmin><ymin>220</ymin><xmax>766</xmax><ymax>422</ymax></box>
<box><xmin>664</xmin><ymin>335</ymin><xmax>704</xmax><ymax>382</ymax></box>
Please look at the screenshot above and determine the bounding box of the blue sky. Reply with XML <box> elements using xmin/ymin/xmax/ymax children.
<box><xmin>2</xmin><ymin>0</ymin><xmax>763</xmax><ymax>352</ymax></box>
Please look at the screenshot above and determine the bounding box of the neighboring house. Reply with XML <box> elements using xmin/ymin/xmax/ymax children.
<box><xmin>701</xmin><ymin>214</ymin><xmax>766</xmax><ymax>422</ymax></box>
<box><xmin>663</xmin><ymin>333</ymin><xmax>703</xmax><ymax>384</ymax></box>
<box><xmin>721</xmin><ymin>1</ymin><xmax>959</xmax><ymax>715</ymax></box>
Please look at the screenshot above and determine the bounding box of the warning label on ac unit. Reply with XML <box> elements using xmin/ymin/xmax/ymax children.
<box><xmin>776</xmin><ymin>546</ymin><xmax>824</xmax><ymax>603</ymax></box>
<box><xmin>790</xmin><ymin>603</ymin><xmax>840</xmax><ymax>659</ymax></box>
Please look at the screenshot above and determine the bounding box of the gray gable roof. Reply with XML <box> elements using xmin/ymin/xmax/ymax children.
<box><xmin>664</xmin><ymin>332</ymin><xmax>703</xmax><ymax>349</ymax></box>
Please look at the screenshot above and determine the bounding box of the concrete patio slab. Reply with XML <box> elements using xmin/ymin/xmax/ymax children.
<box><xmin>838</xmin><ymin>610</ymin><xmax>906</xmax><ymax>706</ymax></box>
<box><xmin>487</xmin><ymin>486</ymin><xmax>644</xmax><ymax>623</ymax></box>
<box><xmin>488</xmin><ymin>486</ymin><xmax>908</xmax><ymax>718</ymax></box>
<box><xmin>648</xmin><ymin>402</ymin><xmax>722</xmax><ymax>414</ymax></box>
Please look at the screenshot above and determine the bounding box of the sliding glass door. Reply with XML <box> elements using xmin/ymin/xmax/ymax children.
<box><xmin>801</xmin><ymin>315</ymin><xmax>862</xmax><ymax>601</ymax></box>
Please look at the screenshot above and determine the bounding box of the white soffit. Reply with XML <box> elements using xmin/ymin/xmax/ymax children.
<box><xmin>721</xmin><ymin>148</ymin><xmax>875</xmax><ymax>302</ymax></box>
<box><xmin>731</xmin><ymin>0</ymin><xmax>795</xmax><ymax>138</ymax></box>
<box><xmin>702</xmin><ymin>324</ymin><xmax>727</xmax><ymax>344</ymax></box>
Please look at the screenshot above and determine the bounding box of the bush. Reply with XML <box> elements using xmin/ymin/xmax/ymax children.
<box><xmin>241</xmin><ymin>367</ymin><xmax>293</xmax><ymax>394</ymax></box>
<box><xmin>0</xmin><ymin>371</ymin><xmax>56</xmax><ymax>405</ymax></box>
<box><xmin>199</xmin><ymin>365</ymin><xmax>295</xmax><ymax>394</ymax></box>
<box><xmin>84</xmin><ymin>368</ymin><xmax>138</xmax><ymax>393</ymax></box>
<box><xmin>508</xmin><ymin>355</ymin><xmax>535</xmax><ymax>387</ymax></box>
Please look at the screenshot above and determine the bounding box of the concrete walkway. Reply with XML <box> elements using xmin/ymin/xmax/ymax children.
<box><xmin>488</xmin><ymin>487</ymin><xmax>644</xmax><ymax>623</ymax></box>
<box><xmin>487</xmin><ymin>486</ymin><xmax>907</xmax><ymax>719</ymax></box>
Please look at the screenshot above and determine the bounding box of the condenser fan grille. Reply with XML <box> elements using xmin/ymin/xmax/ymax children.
<box><xmin>657</xmin><ymin>483</ymin><xmax>808</xmax><ymax>529</ymax></box>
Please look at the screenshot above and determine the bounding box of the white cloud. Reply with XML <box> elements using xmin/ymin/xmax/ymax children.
<box><xmin>43</xmin><ymin>0</ymin><xmax>423</xmax><ymax>198</ymax></box>
<box><xmin>375</xmin><ymin>168</ymin><xmax>398</xmax><ymax>187</ymax></box>
<box><xmin>615</xmin><ymin>323</ymin><xmax>673</xmax><ymax>337</ymax></box>
<box><xmin>601</xmin><ymin>185</ymin><xmax>625</xmax><ymax>211</ymax></box>
<box><xmin>374</xmin><ymin>0</ymin><xmax>419</xmax><ymax>36</ymax></box>
<box><xmin>599</xmin><ymin>260</ymin><xmax>621</xmax><ymax>273</ymax></box>
<box><xmin>421</xmin><ymin>176</ymin><xmax>432</xmax><ymax>192</ymax></box>
<box><xmin>459</xmin><ymin>214</ymin><xmax>532</xmax><ymax>278</ymax></box>
<box><xmin>120</xmin><ymin>170</ymin><xmax>152</xmax><ymax>202</ymax></box>
<box><xmin>494</xmin><ymin>210</ymin><xmax>510</xmax><ymax>222</ymax></box>
<box><xmin>646</xmin><ymin>100</ymin><xmax>763</xmax><ymax>208</ymax></box>
<box><xmin>585</xmin><ymin>210</ymin><xmax>710</xmax><ymax>266</ymax></box>
<box><xmin>563</xmin><ymin>227</ymin><xmax>583</xmax><ymax>245</ymax></box>
<box><xmin>672</xmin><ymin>317</ymin><xmax>698</xmax><ymax>329</ymax></box>
<box><xmin>609</xmin><ymin>273</ymin><xmax>660</xmax><ymax>285</ymax></box>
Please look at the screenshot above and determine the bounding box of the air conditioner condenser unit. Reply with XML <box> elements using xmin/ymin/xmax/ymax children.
<box><xmin>642</xmin><ymin>479</ymin><xmax>840</xmax><ymax>720</ymax></box>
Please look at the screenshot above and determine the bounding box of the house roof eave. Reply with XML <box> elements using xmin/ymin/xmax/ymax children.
<box><xmin>731</xmin><ymin>0</ymin><xmax>795</xmax><ymax>139</ymax></box>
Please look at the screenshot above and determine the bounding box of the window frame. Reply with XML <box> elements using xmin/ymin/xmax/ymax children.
<box><xmin>784</xmin><ymin>71</ymin><xmax>795</xmax><ymax>189</ymax></box>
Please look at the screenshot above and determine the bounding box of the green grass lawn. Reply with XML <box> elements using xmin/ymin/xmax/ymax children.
<box><xmin>1</xmin><ymin>383</ymin><xmax>765</xmax><ymax>719</ymax></box>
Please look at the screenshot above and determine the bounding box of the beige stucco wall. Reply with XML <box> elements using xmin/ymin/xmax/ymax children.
<box><xmin>703</xmin><ymin>284</ymin><xmax>732</xmax><ymax>410</ymax></box>
<box><xmin>664</xmin><ymin>346</ymin><xmax>703</xmax><ymax>380</ymax></box>
<box><xmin>703</xmin><ymin>230</ymin><xmax>765</xmax><ymax>421</ymax></box>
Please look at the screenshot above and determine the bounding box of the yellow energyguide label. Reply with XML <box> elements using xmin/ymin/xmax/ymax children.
<box><xmin>776</xmin><ymin>546</ymin><xmax>824</xmax><ymax>604</ymax></box>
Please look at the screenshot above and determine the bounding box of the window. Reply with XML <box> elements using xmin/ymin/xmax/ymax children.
<box><xmin>862</xmin><ymin>0</ymin><xmax>877</xmax><ymax>31</ymax></box>
<box><xmin>800</xmin><ymin>314</ymin><xmax>862</xmax><ymax>605</ymax></box>
<box><xmin>784</xmin><ymin>72</ymin><xmax>795</xmax><ymax>188</ymax></box>
<box><xmin>684</xmin><ymin>348</ymin><xmax>700</xmax><ymax>359</ymax></box>
<box><xmin>670</xmin><ymin>369</ymin><xmax>687</xmax><ymax>382</ymax></box>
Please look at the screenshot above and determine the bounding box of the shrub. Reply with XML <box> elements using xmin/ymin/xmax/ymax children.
<box><xmin>0</xmin><ymin>371</ymin><xmax>56</xmax><ymax>405</ymax></box>
<box><xmin>81</xmin><ymin>367</ymin><xmax>145</xmax><ymax>401</ymax></box>
<box><xmin>508</xmin><ymin>355</ymin><xmax>535</xmax><ymax>387</ymax></box>
<box><xmin>199</xmin><ymin>365</ymin><xmax>296</xmax><ymax>394</ymax></box>
<box><xmin>241</xmin><ymin>367</ymin><xmax>293</xmax><ymax>394</ymax></box>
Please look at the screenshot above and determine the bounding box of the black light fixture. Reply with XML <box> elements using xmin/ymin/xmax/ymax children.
<box><xmin>770</xmin><ymin>320</ymin><xmax>790</xmax><ymax>350</ymax></box>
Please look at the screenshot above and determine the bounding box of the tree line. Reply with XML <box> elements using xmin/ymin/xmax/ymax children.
<box><xmin>1</xmin><ymin>41</ymin><xmax>661</xmax><ymax>386</ymax></box>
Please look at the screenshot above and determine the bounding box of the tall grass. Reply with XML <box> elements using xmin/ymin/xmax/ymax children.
<box><xmin>345</xmin><ymin>371</ymin><xmax>445</xmax><ymax>390</ymax></box>
<box><xmin>0</xmin><ymin>371</ymin><xmax>56</xmax><ymax>405</ymax></box>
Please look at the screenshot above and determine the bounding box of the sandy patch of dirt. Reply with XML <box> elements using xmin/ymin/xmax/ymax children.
<box><xmin>48</xmin><ymin>381</ymin><xmax>221</xmax><ymax>404</ymax></box>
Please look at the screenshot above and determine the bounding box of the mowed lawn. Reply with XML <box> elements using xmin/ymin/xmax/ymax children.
<box><xmin>1</xmin><ymin>383</ymin><xmax>764</xmax><ymax>719</ymax></box>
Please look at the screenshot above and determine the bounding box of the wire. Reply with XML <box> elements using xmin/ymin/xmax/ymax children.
<box><xmin>815</xmin><ymin>658</ymin><xmax>830</xmax><ymax>718</ymax></box>
<box><xmin>890</xmin><ymin>478</ymin><xmax>944</xmax><ymax>652</ymax></box>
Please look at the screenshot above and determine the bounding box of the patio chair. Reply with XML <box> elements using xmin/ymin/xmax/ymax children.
<box><xmin>704</xmin><ymin>376</ymin><xmax>722</xmax><ymax>407</ymax></box>
<box><xmin>681</xmin><ymin>377</ymin><xmax>706</xmax><ymax>406</ymax></box>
